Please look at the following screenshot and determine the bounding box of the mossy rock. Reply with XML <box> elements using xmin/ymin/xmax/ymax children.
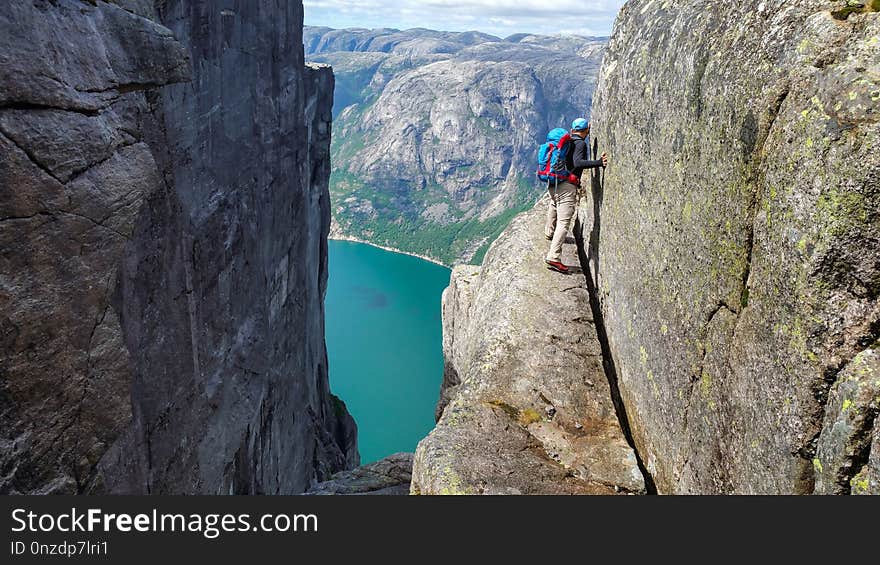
<box><xmin>831</xmin><ymin>1</ymin><xmax>880</xmax><ymax>20</ymax></box>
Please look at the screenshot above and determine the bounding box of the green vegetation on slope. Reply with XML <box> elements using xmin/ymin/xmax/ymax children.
<box><xmin>333</xmin><ymin>173</ymin><xmax>540</xmax><ymax>265</ymax></box>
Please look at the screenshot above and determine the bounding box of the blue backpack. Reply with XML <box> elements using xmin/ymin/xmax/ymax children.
<box><xmin>536</xmin><ymin>128</ymin><xmax>579</xmax><ymax>185</ymax></box>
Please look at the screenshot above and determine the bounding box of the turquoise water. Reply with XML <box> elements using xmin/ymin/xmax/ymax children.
<box><xmin>325</xmin><ymin>240</ymin><xmax>451</xmax><ymax>464</ymax></box>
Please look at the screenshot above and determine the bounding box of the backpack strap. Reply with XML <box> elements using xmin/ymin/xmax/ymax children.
<box><xmin>558</xmin><ymin>133</ymin><xmax>572</xmax><ymax>149</ymax></box>
<box><xmin>551</xmin><ymin>134</ymin><xmax>573</xmax><ymax>173</ymax></box>
<box><xmin>550</xmin><ymin>134</ymin><xmax>581</xmax><ymax>185</ymax></box>
<box><xmin>556</xmin><ymin>134</ymin><xmax>573</xmax><ymax>166</ymax></box>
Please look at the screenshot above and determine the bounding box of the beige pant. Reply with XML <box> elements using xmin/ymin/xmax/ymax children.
<box><xmin>544</xmin><ymin>181</ymin><xmax>579</xmax><ymax>262</ymax></box>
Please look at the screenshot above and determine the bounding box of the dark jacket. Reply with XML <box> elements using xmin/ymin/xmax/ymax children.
<box><xmin>566</xmin><ymin>134</ymin><xmax>604</xmax><ymax>177</ymax></box>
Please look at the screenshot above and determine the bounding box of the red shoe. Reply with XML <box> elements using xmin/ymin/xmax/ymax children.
<box><xmin>545</xmin><ymin>260</ymin><xmax>569</xmax><ymax>274</ymax></box>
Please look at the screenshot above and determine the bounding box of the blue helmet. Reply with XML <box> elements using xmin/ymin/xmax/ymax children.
<box><xmin>571</xmin><ymin>118</ymin><xmax>589</xmax><ymax>131</ymax></box>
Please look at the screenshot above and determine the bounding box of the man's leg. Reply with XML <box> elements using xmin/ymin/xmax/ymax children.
<box><xmin>545</xmin><ymin>182</ymin><xmax>577</xmax><ymax>263</ymax></box>
<box><xmin>544</xmin><ymin>186</ymin><xmax>557</xmax><ymax>240</ymax></box>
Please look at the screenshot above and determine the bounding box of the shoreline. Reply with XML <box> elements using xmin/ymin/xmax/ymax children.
<box><xmin>328</xmin><ymin>235</ymin><xmax>451</xmax><ymax>269</ymax></box>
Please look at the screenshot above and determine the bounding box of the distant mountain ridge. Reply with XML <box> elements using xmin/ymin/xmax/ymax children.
<box><xmin>306</xmin><ymin>26</ymin><xmax>606</xmax><ymax>264</ymax></box>
<box><xmin>305</xmin><ymin>26</ymin><xmax>506</xmax><ymax>56</ymax></box>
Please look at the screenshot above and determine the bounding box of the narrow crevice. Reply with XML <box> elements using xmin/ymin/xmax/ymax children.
<box><xmin>682</xmin><ymin>302</ymin><xmax>735</xmax><ymax>435</ymax></box>
<box><xmin>37</xmin><ymin>302</ymin><xmax>108</xmax><ymax>493</ymax></box>
<box><xmin>801</xmin><ymin>364</ymin><xmax>848</xmax><ymax>465</ymax></box>
<box><xmin>116</xmin><ymin>81</ymin><xmax>173</xmax><ymax>95</ymax></box>
<box><xmin>0</xmin><ymin>129</ymin><xmax>64</xmax><ymax>184</ymax></box>
<box><xmin>729</xmin><ymin>82</ymin><xmax>862</xmax><ymax>486</ymax></box>
<box><xmin>739</xmin><ymin>230</ymin><xmax>755</xmax><ymax>310</ymax></box>
<box><xmin>695</xmin><ymin>302</ymin><xmax>735</xmax><ymax>381</ymax></box>
<box><xmin>0</xmin><ymin>101</ymin><xmax>102</xmax><ymax>117</ymax></box>
<box><xmin>573</xmin><ymin>220</ymin><xmax>657</xmax><ymax>495</ymax></box>
<box><xmin>57</xmin><ymin>210</ymin><xmax>130</xmax><ymax>239</ymax></box>
<box><xmin>737</xmin><ymin>85</ymin><xmax>790</xmax><ymax>314</ymax></box>
<box><xmin>843</xmin><ymin>409</ymin><xmax>879</xmax><ymax>495</ymax></box>
<box><xmin>0</xmin><ymin>211</ymin><xmax>51</xmax><ymax>223</ymax></box>
<box><xmin>704</xmin><ymin>301</ymin><xmax>737</xmax><ymax>327</ymax></box>
<box><xmin>582</xmin><ymin>475</ymin><xmax>645</xmax><ymax>496</ymax></box>
<box><xmin>0</xmin><ymin>207</ymin><xmax>133</xmax><ymax>240</ymax></box>
<box><xmin>61</xmin><ymin>139</ymin><xmax>142</xmax><ymax>186</ymax></box>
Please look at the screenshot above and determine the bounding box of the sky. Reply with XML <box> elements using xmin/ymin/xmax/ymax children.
<box><xmin>303</xmin><ymin>0</ymin><xmax>626</xmax><ymax>38</ymax></box>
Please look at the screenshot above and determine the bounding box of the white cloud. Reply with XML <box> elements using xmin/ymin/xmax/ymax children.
<box><xmin>303</xmin><ymin>0</ymin><xmax>625</xmax><ymax>37</ymax></box>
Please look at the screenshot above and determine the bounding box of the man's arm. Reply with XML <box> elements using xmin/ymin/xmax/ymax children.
<box><xmin>571</xmin><ymin>139</ymin><xmax>607</xmax><ymax>169</ymax></box>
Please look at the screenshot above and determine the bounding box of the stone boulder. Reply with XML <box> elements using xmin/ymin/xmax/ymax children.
<box><xmin>307</xmin><ymin>453</ymin><xmax>413</xmax><ymax>495</ymax></box>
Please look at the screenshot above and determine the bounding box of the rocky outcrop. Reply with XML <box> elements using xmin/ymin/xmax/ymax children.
<box><xmin>579</xmin><ymin>0</ymin><xmax>879</xmax><ymax>494</ymax></box>
<box><xmin>307</xmin><ymin>453</ymin><xmax>413</xmax><ymax>495</ymax></box>
<box><xmin>412</xmin><ymin>202</ymin><xmax>645</xmax><ymax>495</ymax></box>
<box><xmin>307</xmin><ymin>27</ymin><xmax>606</xmax><ymax>265</ymax></box>
<box><xmin>1</xmin><ymin>0</ymin><xmax>356</xmax><ymax>494</ymax></box>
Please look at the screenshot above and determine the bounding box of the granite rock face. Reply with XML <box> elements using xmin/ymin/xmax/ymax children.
<box><xmin>307</xmin><ymin>453</ymin><xmax>413</xmax><ymax>495</ymax></box>
<box><xmin>0</xmin><ymin>0</ymin><xmax>356</xmax><ymax>494</ymax></box>
<box><xmin>580</xmin><ymin>0</ymin><xmax>879</xmax><ymax>494</ymax></box>
<box><xmin>0</xmin><ymin>0</ymin><xmax>190</xmax><ymax>495</ymax></box>
<box><xmin>412</xmin><ymin>203</ymin><xmax>645</xmax><ymax>495</ymax></box>
<box><xmin>306</xmin><ymin>27</ymin><xmax>607</xmax><ymax>265</ymax></box>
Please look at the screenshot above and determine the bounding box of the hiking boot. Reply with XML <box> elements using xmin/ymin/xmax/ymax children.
<box><xmin>545</xmin><ymin>260</ymin><xmax>569</xmax><ymax>274</ymax></box>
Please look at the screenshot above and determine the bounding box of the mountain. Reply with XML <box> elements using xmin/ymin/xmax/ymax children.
<box><xmin>306</xmin><ymin>26</ymin><xmax>606</xmax><ymax>265</ymax></box>
<box><xmin>0</xmin><ymin>0</ymin><xmax>355</xmax><ymax>494</ymax></box>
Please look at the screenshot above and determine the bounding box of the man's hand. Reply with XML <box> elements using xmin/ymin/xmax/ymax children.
<box><xmin>601</xmin><ymin>152</ymin><xmax>609</xmax><ymax>167</ymax></box>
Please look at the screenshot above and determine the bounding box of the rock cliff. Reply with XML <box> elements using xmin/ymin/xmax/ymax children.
<box><xmin>0</xmin><ymin>0</ymin><xmax>356</xmax><ymax>494</ymax></box>
<box><xmin>412</xmin><ymin>203</ymin><xmax>645</xmax><ymax>494</ymax></box>
<box><xmin>306</xmin><ymin>27</ymin><xmax>606</xmax><ymax>265</ymax></box>
<box><xmin>578</xmin><ymin>0</ymin><xmax>879</xmax><ymax>494</ymax></box>
<box><xmin>416</xmin><ymin>0</ymin><xmax>878</xmax><ymax>496</ymax></box>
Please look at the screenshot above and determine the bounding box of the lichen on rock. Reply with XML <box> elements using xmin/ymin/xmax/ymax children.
<box><xmin>578</xmin><ymin>0</ymin><xmax>879</xmax><ymax>494</ymax></box>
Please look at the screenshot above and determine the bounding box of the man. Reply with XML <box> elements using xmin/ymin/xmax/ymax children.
<box><xmin>544</xmin><ymin>118</ymin><xmax>608</xmax><ymax>274</ymax></box>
